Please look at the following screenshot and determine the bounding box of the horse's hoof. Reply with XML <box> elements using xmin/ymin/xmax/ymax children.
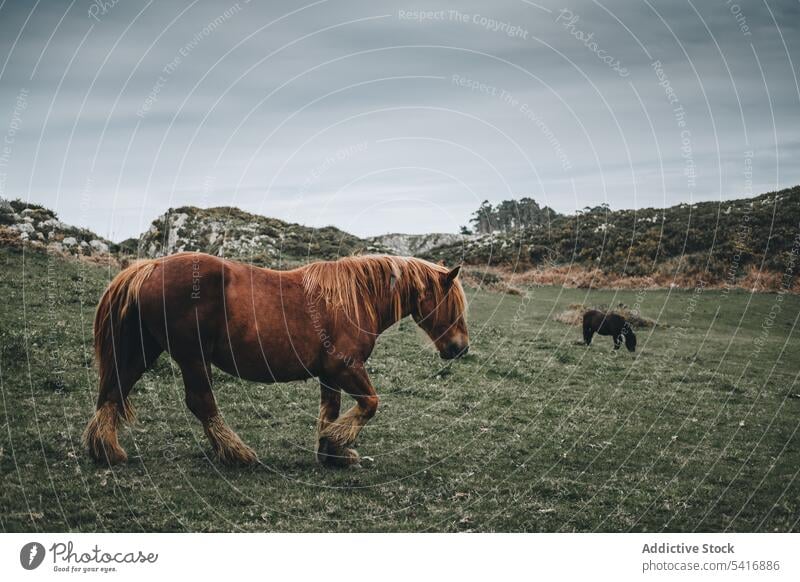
<box><xmin>316</xmin><ymin>439</ymin><xmax>335</xmax><ymax>466</ymax></box>
<box><xmin>316</xmin><ymin>438</ymin><xmax>360</xmax><ymax>468</ymax></box>
<box><xmin>216</xmin><ymin>444</ymin><xmax>258</xmax><ymax>466</ymax></box>
<box><xmin>90</xmin><ymin>446</ymin><xmax>127</xmax><ymax>465</ymax></box>
<box><xmin>105</xmin><ymin>448</ymin><xmax>128</xmax><ymax>465</ymax></box>
<box><xmin>86</xmin><ymin>442</ymin><xmax>128</xmax><ymax>465</ymax></box>
<box><xmin>342</xmin><ymin>447</ymin><xmax>361</xmax><ymax>466</ymax></box>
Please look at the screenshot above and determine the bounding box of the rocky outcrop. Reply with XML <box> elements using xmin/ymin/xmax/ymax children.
<box><xmin>368</xmin><ymin>232</ymin><xmax>465</xmax><ymax>257</ymax></box>
<box><xmin>0</xmin><ymin>198</ymin><xmax>113</xmax><ymax>255</ymax></box>
<box><xmin>135</xmin><ymin>206</ymin><xmax>387</xmax><ymax>265</ymax></box>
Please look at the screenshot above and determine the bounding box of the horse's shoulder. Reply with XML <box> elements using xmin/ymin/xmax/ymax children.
<box><xmin>584</xmin><ymin>309</ymin><xmax>603</xmax><ymax>322</ymax></box>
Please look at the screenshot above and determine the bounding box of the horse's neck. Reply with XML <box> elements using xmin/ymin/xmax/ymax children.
<box><xmin>369</xmin><ymin>287</ymin><xmax>415</xmax><ymax>334</ymax></box>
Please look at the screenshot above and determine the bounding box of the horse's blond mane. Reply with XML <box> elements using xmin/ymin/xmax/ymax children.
<box><xmin>301</xmin><ymin>255</ymin><xmax>466</xmax><ymax>327</ymax></box>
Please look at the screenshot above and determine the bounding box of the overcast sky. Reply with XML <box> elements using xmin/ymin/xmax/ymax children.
<box><xmin>0</xmin><ymin>0</ymin><xmax>798</xmax><ymax>241</ymax></box>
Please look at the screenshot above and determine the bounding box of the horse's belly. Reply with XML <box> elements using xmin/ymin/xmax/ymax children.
<box><xmin>212</xmin><ymin>335</ymin><xmax>317</xmax><ymax>383</ymax></box>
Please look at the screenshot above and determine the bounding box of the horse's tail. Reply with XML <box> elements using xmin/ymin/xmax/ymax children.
<box><xmin>83</xmin><ymin>259</ymin><xmax>158</xmax><ymax>463</ymax></box>
<box><xmin>92</xmin><ymin>259</ymin><xmax>157</xmax><ymax>407</ymax></box>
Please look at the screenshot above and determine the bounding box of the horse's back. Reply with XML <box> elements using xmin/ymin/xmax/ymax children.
<box><xmin>584</xmin><ymin>309</ymin><xmax>625</xmax><ymax>336</ymax></box>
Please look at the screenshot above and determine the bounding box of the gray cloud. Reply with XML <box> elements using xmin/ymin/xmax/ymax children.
<box><xmin>0</xmin><ymin>0</ymin><xmax>797</xmax><ymax>240</ymax></box>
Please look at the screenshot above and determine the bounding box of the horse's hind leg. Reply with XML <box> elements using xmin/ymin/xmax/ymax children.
<box><xmin>84</xmin><ymin>331</ymin><xmax>162</xmax><ymax>464</ymax></box>
<box><xmin>317</xmin><ymin>367</ymin><xmax>378</xmax><ymax>467</ymax></box>
<box><xmin>179</xmin><ymin>360</ymin><xmax>257</xmax><ymax>465</ymax></box>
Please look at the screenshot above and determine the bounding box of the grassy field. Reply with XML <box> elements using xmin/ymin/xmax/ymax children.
<box><xmin>1</xmin><ymin>247</ymin><xmax>798</xmax><ymax>532</ymax></box>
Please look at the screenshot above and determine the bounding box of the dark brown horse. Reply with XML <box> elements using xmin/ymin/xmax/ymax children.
<box><xmin>84</xmin><ymin>253</ymin><xmax>469</xmax><ymax>467</ymax></box>
<box><xmin>583</xmin><ymin>309</ymin><xmax>636</xmax><ymax>352</ymax></box>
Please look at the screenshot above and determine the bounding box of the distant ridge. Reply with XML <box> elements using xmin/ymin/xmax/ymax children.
<box><xmin>2</xmin><ymin>186</ymin><xmax>798</xmax><ymax>291</ymax></box>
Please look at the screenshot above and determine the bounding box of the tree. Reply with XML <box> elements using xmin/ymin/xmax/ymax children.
<box><xmin>470</xmin><ymin>200</ymin><xmax>494</xmax><ymax>234</ymax></box>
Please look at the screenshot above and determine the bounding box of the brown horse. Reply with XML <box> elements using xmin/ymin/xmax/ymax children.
<box><xmin>83</xmin><ymin>253</ymin><xmax>468</xmax><ymax>467</ymax></box>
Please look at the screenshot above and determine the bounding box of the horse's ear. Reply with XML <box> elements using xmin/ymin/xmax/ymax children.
<box><xmin>445</xmin><ymin>265</ymin><xmax>461</xmax><ymax>285</ymax></box>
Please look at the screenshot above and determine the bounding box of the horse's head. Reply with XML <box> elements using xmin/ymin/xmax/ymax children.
<box><xmin>622</xmin><ymin>322</ymin><xmax>637</xmax><ymax>352</ymax></box>
<box><xmin>413</xmin><ymin>265</ymin><xmax>470</xmax><ymax>359</ymax></box>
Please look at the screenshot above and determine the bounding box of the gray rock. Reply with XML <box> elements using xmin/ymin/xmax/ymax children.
<box><xmin>368</xmin><ymin>232</ymin><xmax>464</xmax><ymax>256</ymax></box>
<box><xmin>39</xmin><ymin>218</ymin><xmax>67</xmax><ymax>230</ymax></box>
<box><xmin>89</xmin><ymin>239</ymin><xmax>109</xmax><ymax>254</ymax></box>
<box><xmin>13</xmin><ymin>222</ymin><xmax>35</xmax><ymax>234</ymax></box>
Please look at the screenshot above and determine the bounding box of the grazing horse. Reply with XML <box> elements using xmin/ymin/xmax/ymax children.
<box><xmin>83</xmin><ymin>253</ymin><xmax>469</xmax><ymax>467</ymax></box>
<box><xmin>582</xmin><ymin>309</ymin><xmax>636</xmax><ymax>352</ymax></box>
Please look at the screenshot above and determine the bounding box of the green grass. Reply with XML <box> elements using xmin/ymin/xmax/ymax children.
<box><xmin>1</xmin><ymin>247</ymin><xmax>799</xmax><ymax>532</ymax></box>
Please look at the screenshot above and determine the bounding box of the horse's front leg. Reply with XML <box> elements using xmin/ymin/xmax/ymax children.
<box><xmin>583</xmin><ymin>325</ymin><xmax>594</xmax><ymax>346</ymax></box>
<box><xmin>315</xmin><ymin>377</ymin><xmax>349</xmax><ymax>466</ymax></box>
<box><xmin>316</xmin><ymin>366</ymin><xmax>378</xmax><ymax>468</ymax></box>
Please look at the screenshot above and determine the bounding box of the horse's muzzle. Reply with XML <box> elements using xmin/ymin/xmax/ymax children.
<box><xmin>440</xmin><ymin>343</ymin><xmax>469</xmax><ymax>360</ymax></box>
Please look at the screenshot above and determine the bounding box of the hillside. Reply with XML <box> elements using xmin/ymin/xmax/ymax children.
<box><xmin>426</xmin><ymin>186</ymin><xmax>800</xmax><ymax>290</ymax></box>
<box><xmin>130</xmin><ymin>206</ymin><xmax>386</xmax><ymax>266</ymax></box>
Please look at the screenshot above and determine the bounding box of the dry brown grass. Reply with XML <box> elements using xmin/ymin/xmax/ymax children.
<box><xmin>0</xmin><ymin>226</ymin><xmax>23</xmax><ymax>249</ymax></box>
<box><xmin>462</xmin><ymin>268</ymin><xmax>524</xmax><ymax>296</ymax></box>
<box><xmin>462</xmin><ymin>262</ymin><xmax>799</xmax><ymax>294</ymax></box>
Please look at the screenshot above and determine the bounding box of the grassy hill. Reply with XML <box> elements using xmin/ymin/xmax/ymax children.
<box><xmin>427</xmin><ymin>186</ymin><xmax>800</xmax><ymax>291</ymax></box>
<box><xmin>1</xmin><ymin>246</ymin><xmax>798</xmax><ymax>532</ymax></box>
